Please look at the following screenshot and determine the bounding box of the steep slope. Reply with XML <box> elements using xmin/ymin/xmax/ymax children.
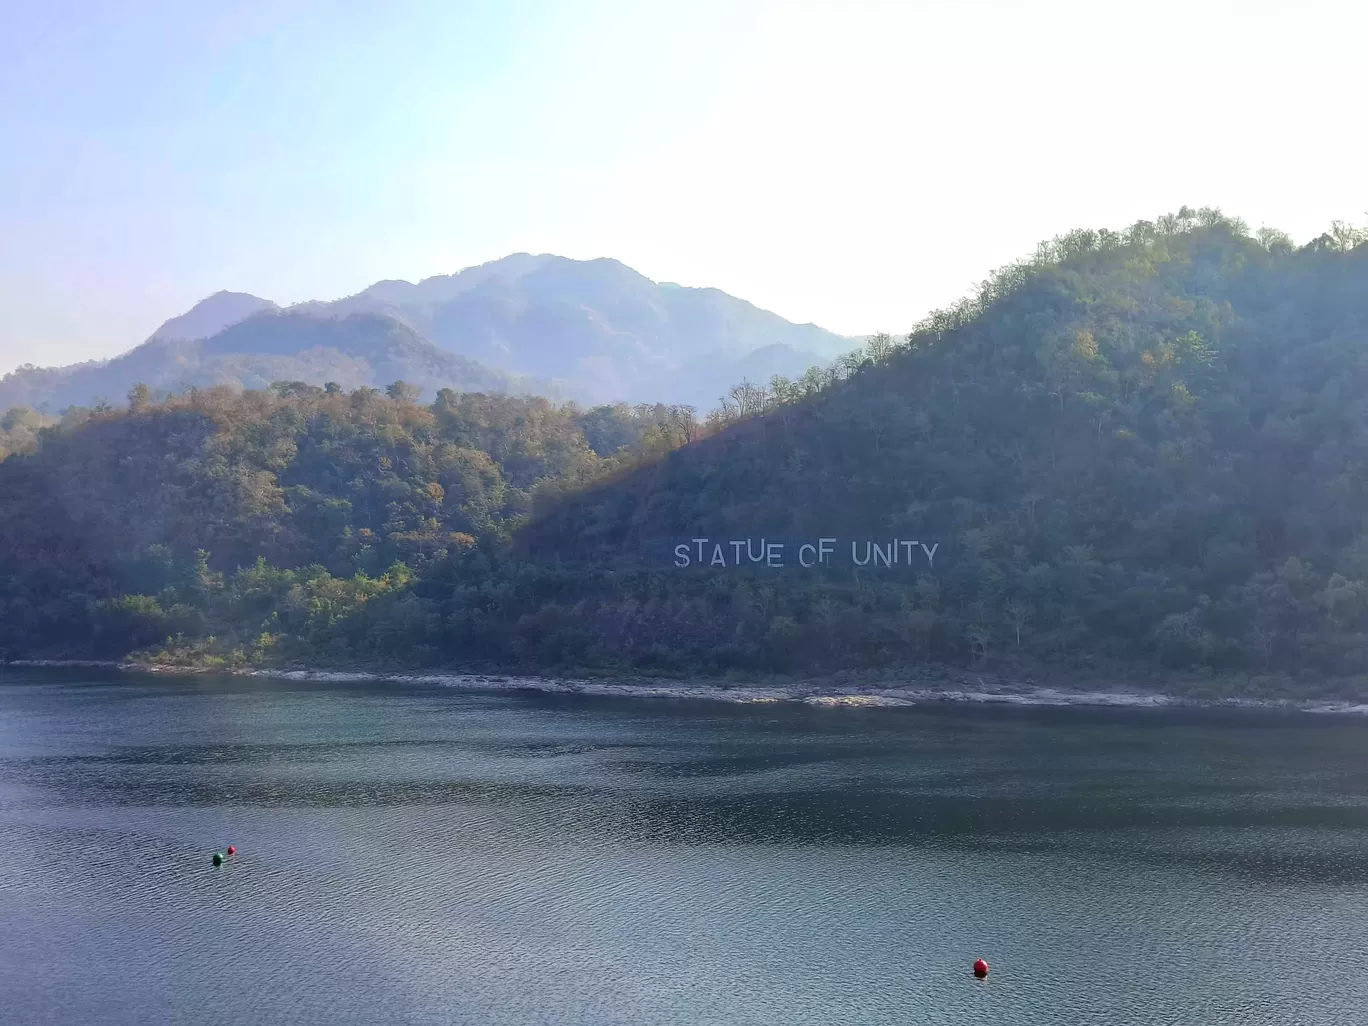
<box><xmin>513</xmin><ymin>213</ymin><xmax>1368</xmax><ymax>678</ymax></box>
<box><xmin>304</xmin><ymin>254</ymin><xmax>852</xmax><ymax>403</ymax></box>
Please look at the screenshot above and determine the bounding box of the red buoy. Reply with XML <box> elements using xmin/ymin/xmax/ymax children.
<box><xmin>973</xmin><ymin>958</ymin><xmax>989</xmax><ymax>978</ymax></box>
<box><xmin>226</xmin><ymin>845</ymin><xmax>236</xmax><ymax>856</ymax></box>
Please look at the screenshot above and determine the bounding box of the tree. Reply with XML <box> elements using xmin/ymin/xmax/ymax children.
<box><xmin>7</xmin><ymin>208</ymin><xmax>1368</xmax><ymax>692</ymax></box>
<box><xmin>1004</xmin><ymin>600</ymin><xmax>1033</xmax><ymax>648</ymax></box>
<box><xmin>386</xmin><ymin>381</ymin><xmax>421</xmax><ymax>403</ymax></box>
<box><xmin>865</xmin><ymin>332</ymin><xmax>897</xmax><ymax>363</ymax></box>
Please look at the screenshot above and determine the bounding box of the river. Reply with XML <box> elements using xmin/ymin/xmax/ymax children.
<box><xmin>2</xmin><ymin>668</ymin><xmax>1366</xmax><ymax>1025</ymax></box>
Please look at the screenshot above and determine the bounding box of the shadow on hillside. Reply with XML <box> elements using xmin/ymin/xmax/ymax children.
<box><xmin>513</xmin><ymin>388</ymin><xmax>847</xmax><ymax>570</ymax></box>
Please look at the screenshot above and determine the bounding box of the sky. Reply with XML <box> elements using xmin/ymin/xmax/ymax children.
<box><xmin>1</xmin><ymin>0</ymin><xmax>1365</xmax><ymax>374</ymax></box>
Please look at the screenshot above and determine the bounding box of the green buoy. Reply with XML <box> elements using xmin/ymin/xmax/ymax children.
<box><xmin>212</xmin><ymin>851</ymin><xmax>224</xmax><ymax>866</ymax></box>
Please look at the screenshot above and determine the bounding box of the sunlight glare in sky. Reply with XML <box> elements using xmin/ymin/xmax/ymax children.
<box><xmin>0</xmin><ymin>0</ymin><xmax>1363</xmax><ymax>371</ymax></box>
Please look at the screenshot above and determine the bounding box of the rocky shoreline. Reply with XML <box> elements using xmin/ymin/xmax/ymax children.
<box><xmin>6</xmin><ymin>658</ymin><xmax>1368</xmax><ymax>716</ymax></box>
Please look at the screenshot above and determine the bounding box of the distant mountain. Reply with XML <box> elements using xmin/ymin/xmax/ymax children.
<box><xmin>0</xmin><ymin>255</ymin><xmax>852</xmax><ymax>415</ymax></box>
<box><xmin>297</xmin><ymin>255</ymin><xmax>853</xmax><ymax>404</ymax></box>
<box><xmin>150</xmin><ymin>290</ymin><xmax>279</xmax><ymax>342</ymax></box>
<box><xmin>0</xmin><ymin>310</ymin><xmax>540</xmax><ymax>413</ymax></box>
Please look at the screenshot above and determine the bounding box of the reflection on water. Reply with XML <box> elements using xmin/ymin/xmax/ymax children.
<box><xmin>2</xmin><ymin>669</ymin><xmax>1367</xmax><ymax>1025</ymax></box>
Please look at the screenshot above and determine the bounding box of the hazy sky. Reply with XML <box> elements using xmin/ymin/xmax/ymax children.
<box><xmin>2</xmin><ymin>0</ymin><xmax>1364</xmax><ymax>374</ymax></box>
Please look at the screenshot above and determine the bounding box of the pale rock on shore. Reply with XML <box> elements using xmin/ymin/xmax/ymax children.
<box><xmin>6</xmin><ymin>659</ymin><xmax>1368</xmax><ymax>715</ymax></box>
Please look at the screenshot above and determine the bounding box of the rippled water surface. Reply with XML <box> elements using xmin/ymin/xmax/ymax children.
<box><xmin>3</xmin><ymin>669</ymin><xmax>1368</xmax><ymax>1025</ymax></box>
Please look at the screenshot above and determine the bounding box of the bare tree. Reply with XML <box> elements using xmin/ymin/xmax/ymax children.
<box><xmin>727</xmin><ymin>380</ymin><xmax>770</xmax><ymax>418</ymax></box>
<box><xmin>1329</xmin><ymin>220</ymin><xmax>1367</xmax><ymax>252</ymax></box>
<box><xmin>865</xmin><ymin>332</ymin><xmax>896</xmax><ymax>363</ymax></box>
<box><xmin>1004</xmin><ymin>600</ymin><xmax>1033</xmax><ymax>648</ymax></box>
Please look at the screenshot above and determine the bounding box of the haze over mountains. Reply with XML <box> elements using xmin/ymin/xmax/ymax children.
<box><xmin>0</xmin><ymin>255</ymin><xmax>852</xmax><ymax>415</ymax></box>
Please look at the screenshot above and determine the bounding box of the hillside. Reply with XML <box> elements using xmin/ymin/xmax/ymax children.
<box><xmin>0</xmin><ymin>381</ymin><xmax>700</xmax><ymax>663</ymax></box>
<box><xmin>3</xmin><ymin>209</ymin><xmax>1368</xmax><ymax>697</ymax></box>
<box><xmin>0</xmin><ymin>310</ymin><xmax>540</xmax><ymax>413</ymax></box>
<box><xmin>1</xmin><ymin>256</ymin><xmax>850</xmax><ymax>415</ymax></box>
<box><xmin>517</xmin><ymin>210</ymin><xmax>1368</xmax><ymax>681</ymax></box>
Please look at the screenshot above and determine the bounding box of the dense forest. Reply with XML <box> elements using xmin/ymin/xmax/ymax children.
<box><xmin>3</xmin><ymin>208</ymin><xmax>1368</xmax><ymax>697</ymax></box>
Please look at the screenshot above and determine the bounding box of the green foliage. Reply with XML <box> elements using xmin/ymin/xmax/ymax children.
<box><xmin>0</xmin><ymin>406</ymin><xmax>57</xmax><ymax>459</ymax></box>
<box><xmin>0</xmin><ymin>382</ymin><xmax>694</xmax><ymax>661</ymax></box>
<box><xmin>518</xmin><ymin>210</ymin><xmax>1368</xmax><ymax>680</ymax></box>
<box><xmin>3</xmin><ymin>210</ymin><xmax>1368</xmax><ymax>691</ymax></box>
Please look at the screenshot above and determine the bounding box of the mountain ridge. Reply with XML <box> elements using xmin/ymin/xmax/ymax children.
<box><xmin>1</xmin><ymin>254</ymin><xmax>852</xmax><ymax>414</ymax></box>
<box><xmin>150</xmin><ymin>290</ymin><xmax>279</xmax><ymax>342</ymax></box>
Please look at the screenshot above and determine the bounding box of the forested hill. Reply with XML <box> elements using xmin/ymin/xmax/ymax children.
<box><xmin>518</xmin><ymin>211</ymin><xmax>1368</xmax><ymax>678</ymax></box>
<box><xmin>3</xmin><ymin>209</ymin><xmax>1368</xmax><ymax>695</ymax></box>
<box><xmin>0</xmin><ymin>382</ymin><xmax>703</xmax><ymax>664</ymax></box>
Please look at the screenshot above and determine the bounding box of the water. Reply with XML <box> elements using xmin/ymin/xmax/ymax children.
<box><xmin>2</xmin><ymin>670</ymin><xmax>1367</xmax><ymax>1025</ymax></box>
